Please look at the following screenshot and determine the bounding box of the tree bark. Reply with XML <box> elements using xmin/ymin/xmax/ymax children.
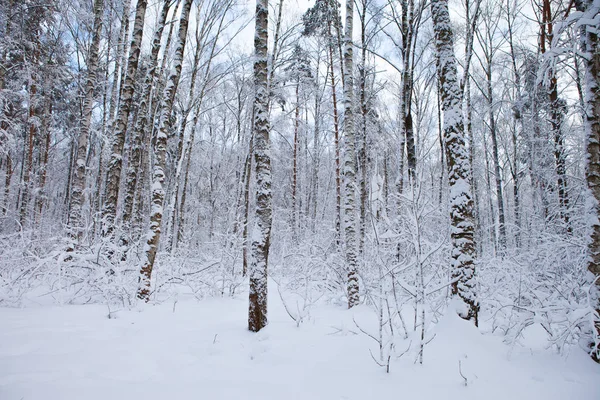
<box><xmin>342</xmin><ymin>0</ymin><xmax>360</xmax><ymax>308</ymax></box>
<box><xmin>137</xmin><ymin>0</ymin><xmax>193</xmax><ymax>302</ymax></box>
<box><xmin>292</xmin><ymin>82</ymin><xmax>300</xmax><ymax>238</ymax></box>
<box><xmin>103</xmin><ymin>0</ymin><xmax>148</xmax><ymax>237</ymax></box>
<box><xmin>328</xmin><ymin>22</ymin><xmax>342</xmax><ymax>247</ymax></box>
<box><xmin>248</xmin><ymin>0</ymin><xmax>272</xmax><ymax>332</ymax></box>
<box><xmin>122</xmin><ymin>0</ymin><xmax>171</xmax><ymax>234</ymax></box>
<box><xmin>577</xmin><ymin>0</ymin><xmax>600</xmax><ymax>363</ymax></box>
<box><xmin>431</xmin><ymin>0</ymin><xmax>478</xmax><ymax>324</ymax></box>
<box><xmin>67</xmin><ymin>0</ymin><xmax>103</xmax><ymax>241</ymax></box>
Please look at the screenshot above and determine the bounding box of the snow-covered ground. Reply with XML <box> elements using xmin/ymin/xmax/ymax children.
<box><xmin>1</xmin><ymin>285</ymin><xmax>599</xmax><ymax>399</ymax></box>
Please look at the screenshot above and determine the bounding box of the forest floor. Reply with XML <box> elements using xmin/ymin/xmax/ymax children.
<box><xmin>1</xmin><ymin>281</ymin><xmax>599</xmax><ymax>399</ymax></box>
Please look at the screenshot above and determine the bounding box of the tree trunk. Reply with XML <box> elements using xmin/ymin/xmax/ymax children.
<box><xmin>486</xmin><ymin>65</ymin><xmax>507</xmax><ymax>251</ymax></box>
<box><xmin>540</xmin><ymin>0</ymin><xmax>570</xmax><ymax>231</ymax></box>
<box><xmin>358</xmin><ymin>0</ymin><xmax>368</xmax><ymax>257</ymax></box>
<box><xmin>35</xmin><ymin>100</ymin><xmax>51</xmax><ymax>223</ymax></box>
<box><xmin>506</xmin><ymin>0</ymin><xmax>521</xmax><ymax>247</ymax></box>
<box><xmin>242</xmin><ymin>134</ymin><xmax>253</xmax><ymax>276</ymax></box>
<box><xmin>103</xmin><ymin>0</ymin><xmax>148</xmax><ymax>237</ymax></box>
<box><xmin>122</xmin><ymin>0</ymin><xmax>170</xmax><ymax>235</ymax></box>
<box><xmin>292</xmin><ymin>83</ymin><xmax>300</xmax><ymax>238</ymax></box>
<box><xmin>328</xmin><ymin>24</ymin><xmax>342</xmax><ymax>247</ymax></box>
<box><xmin>111</xmin><ymin>0</ymin><xmax>132</xmax><ymax>123</ymax></box>
<box><xmin>578</xmin><ymin>0</ymin><xmax>600</xmax><ymax>363</ymax></box>
<box><xmin>137</xmin><ymin>0</ymin><xmax>193</xmax><ymax>302</ymax></box>
<box><xmin>401</xmin><ymin>0</ymin><xmax>416</xmax><ymax>184</ymax></box>
<box><xmin>20</xmin><ymin>82</ymin><xmax>37</xmax><ymax>227</ymax></box>
<box><xmin>248</xmin><ymin>0</ymin><xmax>272</xmax><ymax>332</ymax></box>
<box><xmin>342</xmin><ymin>0</ymin><xmax>360</xmax><ymax>308</ymax></box>
<box><xmin>431</xmin><ymin>0</ymin><xmax>478</xmax><ymax>324</ymax></box>
<box><xmin>3</xmin><ymin>153</ymin><xmax>12</xmax><ymax>216</ymax></box>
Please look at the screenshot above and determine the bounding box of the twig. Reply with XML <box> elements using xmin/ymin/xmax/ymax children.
<box><xmin>458</xmin><ymin>360</ymin><xmax>468</xmax><ymax>387</ymax></box>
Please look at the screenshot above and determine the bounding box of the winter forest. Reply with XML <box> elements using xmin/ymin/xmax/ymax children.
<box><xmin>1</xmin><ymin>0</ymin><xmax>600</xmax><ymax>397</ymax></box>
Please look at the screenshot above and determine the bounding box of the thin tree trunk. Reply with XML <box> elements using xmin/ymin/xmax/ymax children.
<box><xmin>506</xmin><ymin>0</ymin><xmax>521</xmax><ymax>247</ymax></box>
<box><xmin>267</xmin><ymin>0</ymin><xmax>284</xmax><ymax>109</ymax></box>
<box><xmin>176</xmin><ymin>108</ymin><xmax>198</xmax><ymax>249</ymax></box>
<box><xmin>437</xmin><ymin>77</ymin><xmax>444</xmax><ymax>205</ymax></box>
<box><xmin>486</xmin><ymin>65</ymin><xmax>507</xmax><ymax>251</ymax></box>
<box><xmin>328</xmin><ymin>25</ymin><xmax>342</xmax><ymax>247</ymax></box>
<box><xmin>3</xmin><ymin>154</ymin><xmax>12</xmax><ymax>216</ymax></box>
<box><xmin>342</xmin><ymin>0</ymin><xmax>360</xmax><ymax>308</ymax></box>
<box><xmin>358</xmin><ymin>0</ymin><xmax>368</xmax><ymax>257</ymax></box>
<box><xmin>540</xmin><ymin>0</ymin><xmax>570</xmax><ymax>231</ymax></box>
<box><xmin>242</xmin><ymin>134</ymin><xmax>253</xmax><ymax>276</ymax></box>
<box><xmin>122</xmin><ymin>0</ymin><xmax>171</xmax><ymax>234</ymax></box>
<box><xmin>20</xmin><ymin>82</ymin><xmax>37</xmax><ymax>227</ymax></box>
<box><xmin>401</xmin><ymin>0</ymin><xmax>416</xmax><ymax>184</ymax></box>
<box><xmin>292</xmin><ymin>83</ymin><xmax>299</xmax><ymax>238</ymax></box>
<box><xmin>108</xmin><ymin>0</ymin><xmax>132</xmax><ymax>131</ymax></box>
<box><xmin>103</xmin><ymin>0</ymin><xmax>148</xmax><ymax>238</ymax></box>
<box><xmin>35</xmin><ymin>101</ymin><xmax>51</xmax><ymax>223</ymax></box>
<box><xmin>169</xmin><ymin>0</ymin><xmax>230</xmax><ymax>250</ymax></box>
<box><xmin>484</xmin><ymin>132</ymin><xmax>498</xmax><ymax>255</ymax></box>
<box><xmin>137</xmin><ymin>0</ymin><xmax>193</xmax><ymax>302</ymax></box>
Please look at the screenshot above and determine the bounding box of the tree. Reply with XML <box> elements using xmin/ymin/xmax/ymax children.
<box><xmin>302</xmin><ymin>0</ymin><xmax>344</xmax><ymax>244</ymax></box>
<box><xmin>122</xmin><ymin>0</ymin><xmax>172</xmax><ymax>238</ymax></box>
<box><xmin>430</xmin><ymin>0</ymin><xmax>479</xmax><ymax>324</ymax></box>
<box><xmin>103</xmin><ymin>0</ymin><xmax>149</xmax><ymax>238</ymax></box>
<box><xmin>284</xmin><ymin>45</ymin><xmax>312</xmax><ymax>238</ymax></box>
<box><xmin>248</xmin><ymin>0</ymin><xmax>272</xmax><ymax>332</ymax></box>
<box><xmin>137</xmin><ymin>0</ymin><xmax>193</xmax><ymax>302</ymax></box>
<box><xmin>575</xmin><ymin>0</ymin><xmax>600</xmax><ymax>363</ymax></box>
<box><xmin>474</xmin><ymin>0</ymin><xmax>507</xmax><ymax>251</ymax></box>
<box><xmin>342</xmin><ymin>0</ymin><xmax>360</xmax><ymax>309</ymax></box>
<box><xmin>536</xmin><ymin>0</ymin><xmax>571</xmax><ymax>232</ymax></box>
<box><xmin>67</xmin><ymin>0</ymin><xmax>104</xmax><ymax>242</ymax></box>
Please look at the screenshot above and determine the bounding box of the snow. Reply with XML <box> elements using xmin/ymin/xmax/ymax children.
<box><xmin>1</xmin><ymin>283</ymin><xmax>599</xmax><ymax>400</ymax></box>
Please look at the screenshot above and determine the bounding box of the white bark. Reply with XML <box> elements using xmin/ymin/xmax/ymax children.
<box><xmin>138</xmin><ymin>0</ymin><xmax>193</xmax><ymax>302</ymax></box>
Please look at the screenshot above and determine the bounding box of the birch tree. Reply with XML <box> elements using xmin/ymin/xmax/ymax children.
<box><xmin>302</xmin><ymin>0</ymin><xmax>344</xmax><ymax>244</ymax></box>
<box><xmin>121</xmin><ymin>0</ymin><xmax>172</xmax><ymax>235</ymax></box>
<box><xmin>137</xmin><ymin>0</ymin><xmax>193</xmax><ymax>302</ymax></box>
<box><xmin>248</xmin><ymin>0</ymin><xmax>272</xmax><ymax>332</ymax></box>
<box><xmin>574</xmin><ymin>0</ymin><xmax>600</xmax><ymax>363</ymax></box>
<box><xmin>342</xmin><ymin>0</ymin><xmax>360</xmax><ymax>309</ymax></box>
<box><xmin>103</xmin><ymin>0</ymin><xmax>148</xmax><ymax>237</ymax></box>
<box><xmin>431</xmin><ymin>0</ymin><xmax>479</xmax><ymax>324</ymax></box>
<box><xmin>67</xmin><ymin>0</ymin><xmax>103</xmax><ymax>242</ymax></box>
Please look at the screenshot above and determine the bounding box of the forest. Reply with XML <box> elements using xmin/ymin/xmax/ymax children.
<box><xmin>1</xmin><ymin>0</ymin><xmax>600</xmax><ymax>397</ymax></box>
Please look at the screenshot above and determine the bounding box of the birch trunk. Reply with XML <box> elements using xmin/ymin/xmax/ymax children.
<box><xmin>248</xmin><ymin>0</ymin><xmax>272</xmax><ymax>332</ymax></box>
<box><xmin>103</xmin><ymin>0</ymin><xmax>148</xmax><ymax>237</ymax></box>
<box><xmin>137</xmin><ymin>0</ymin><xmax>193</xmax><ymax>302</ymax></box>
<box><xmin>67</xmin><ymin>0</ymin><xmax>103</xmax><ymax>240</ymax></box>
<box><xmin>342</xmin><ymin>0</ymin><xmax>360</xmax><ymax>308</ymax></box>
<box><xmin>107</xmin><ymin>0</ymin><xmax>132</xmax><ymax>131</ymax></box>
<box><xmin>401</xmin><ymin>0</ymin><xmax>416</xmax><ymax>183</ymax></box>
<box><xmin>577</xmin><ymin>0</ymin><xmax>600</xmax><ymax>363</ymax></box>
<box><xmin>292</xmin><ymin>83</ymin><xmax>300</xmax><ymax>238</ymax></box>
<box><xmin>328</xmin><ymin>22</ymin><xmax>342</xmax><ymax>246</ymax></box>
<box><xmin>122</xmin><ymin>0</ymin><xmax>170</xmax><ymax>232</ymax></box>
<box><xmin>358</xmin><ymin>0</ymin><xmax>368</xmax><ymax>257</ymax></box>
<box><xmin>431</xmin><ymin>0</ymin><xmax>478</xmax><ymax>324</ymax></box>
